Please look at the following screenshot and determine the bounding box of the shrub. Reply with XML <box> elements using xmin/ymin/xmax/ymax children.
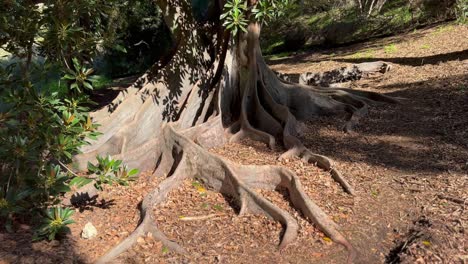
<box><xmin>455</xmin><ymin>0</ymin><xmax>468</xmax><ymax>23</ymax></box>
<box><xmin>33</xmin><ymin>207</ymin><xmax>75</xmax><ymax>241</ymax></box>
<box><xmin>0</xmin><ymin>0</ymin><xmax>152</xmax><ymax>241</ymax></box>
<box><xmin>87</xmin><ymin>155</ymin><xmax>139</xmax><ymax>190</ymax></box>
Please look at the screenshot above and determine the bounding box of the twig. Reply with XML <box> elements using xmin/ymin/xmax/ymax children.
<box><xmin>179</xmin><ymin>213</ymin><xmax>225</xmax><ymax>221</ymax></box>
<box><xmin>438</xmin><ymin>194</ymin><xmax>466</xmax><ymax>205</ymax></box>
<box><xmin>56</xmin><ymin>160</ymin><xmax>80</xmax><ymax>178</ymax></box>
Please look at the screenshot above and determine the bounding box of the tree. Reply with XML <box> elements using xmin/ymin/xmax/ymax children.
<box><xmin>355</xmin><ymin>0</ymin><xmax>388</xmax><ymax>17</ymax></box>
<box><xmin>72</xmin><ymin>0</ymin><xmax>398</xmax><ymax>262</ymax></box>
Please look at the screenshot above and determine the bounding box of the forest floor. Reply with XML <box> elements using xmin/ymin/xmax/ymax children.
<box><xmin>1</xmin><ymin>23</ymin><xmax>467</xmax><ymax>264</ymax></box>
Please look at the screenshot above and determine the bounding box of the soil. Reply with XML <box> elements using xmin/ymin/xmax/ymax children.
<box><xmin>1</xmin><ymin>23</ymin><xmax>467</xmax><ymax>264</ymax></box>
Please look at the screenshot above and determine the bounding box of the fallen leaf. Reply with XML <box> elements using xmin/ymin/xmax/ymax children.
<box><xmin>161</xmin><ymin>246</ymin><xmax>169</xmax><ymax>254</ymax></box>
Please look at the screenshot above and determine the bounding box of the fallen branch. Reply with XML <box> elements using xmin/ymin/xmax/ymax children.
<box><xmin>56</xmin><ymin>159</ymin><xmax>81</xmax><ymax>178</ymax></box>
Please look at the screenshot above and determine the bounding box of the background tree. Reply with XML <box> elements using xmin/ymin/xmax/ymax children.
<box><xmin>355</xmin><ymin>0</ymin><xmax>389</xmax><ymax>17</ymax></box>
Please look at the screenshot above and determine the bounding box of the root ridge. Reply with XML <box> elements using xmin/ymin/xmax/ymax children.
<box><xmin>79</xmin><ymin>24</ymin><xmax>399</xmax><ymax>263</ymax></box>
<box><xmin>95</xmin><ymin>123</ymin><xmax>356</xmax><ymax>263</ymax></box>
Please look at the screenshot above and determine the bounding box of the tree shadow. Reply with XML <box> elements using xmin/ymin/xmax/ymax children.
<box><xmin>102</xmin><ymin>0</ymin><xmax>224</xmax><ymax>125</ymax></box>
<box><xmin>334</xmin><ymin>49</ymin><xmax>468</xmax><ymax>66</ymax></box>
<box><xmin>71</xmin><ymin>193</ymin><xmax>116</xmax><ymax>213</ymax></box>
<box><xmin>301</xmin><ymin>74</ymin><xmax>468</xmax><ymax>175</ymax></box>
<box><xmin>0</xmin><ymin>229</ymin><xmax>87</xmax><ymax>263</ymax></box>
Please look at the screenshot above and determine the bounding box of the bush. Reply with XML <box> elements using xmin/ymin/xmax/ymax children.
<box><xmin>455</xmin><ymin>0</ymin><xmax>468</xmax><ymax>23</ymax></box>
<box><xmin>0</xmin><ymin>0</ymin><xmax>148</xmax><ymax>241</ymax></box>
<box><xmin>33</xmin><ymin>207</ymin><xmax>75</xmax><ymax>241</ymax></box>
<box><xmin>0</xmin><ymin>60</ymin><xmax>96</xmax><ymax>228</ymax></box>
<box><xmin>0</xmin><ymin>66</ymin><xmax>139</xmax><ymax>239</ymax></box>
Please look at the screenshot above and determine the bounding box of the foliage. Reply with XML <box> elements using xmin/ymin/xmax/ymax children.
<box><xmin>0</xmin><ymin>63</ymin><xmax>99</xmax><ymax>230</ymax></box>
<box><xmin>94</xmin><ymin>1</ymin><xmax>170</xmax><ymax>77</ymax></box>
<box><xmin>0</xmin><ymin>188</ymin><xmax>30</xmax><ymax>232</ymax></box>
<box><xmin>261</xmin><ymin>0</ymin><xmax>460</xmax><ymax>54</ymax></box>
<box><xmin>221</xmin><ymin>0</ymin><xmax>292</xmax><ymax>36</ymax></box>
<box><xmin>62</xmin><ymin>58</ymin><xmax>98</xmax><ymax>93</ymax></box>
<box><xmin>0</xmin><ymin>0</ymin><xmax>137</xmax><ymax>239</ymax></box>
<box><xmin>252</xmin><ymin>0</ymin><xmax>290</xmax><ymax>25</ymax></box>
<box><xmin>33</xmin><ymin>207</ymin><xmax>75</xmax><ymax>241</ymax></box>
<box><xmin>221</xmin><ymin>0</ymin><xmax>249</xmax><ymax>36</ymax></box>
<box><xmin>384</xmin><ymin>44</ymin><xmax>398</xmax><ymax>53</ymax></box>
<box><xmin>0</xmin><ymin>0</ymin><xmax>127</xmax><ymax>71</ymax></box>
<box><xmin>86</xmin><ymin>155</ymin><xmax>139</xmax><ymax>190</ymax></box>
<box><xmin>455</xmin><ymin>0</ymin><xmax>468</xmax><ymax>23</ymax></box>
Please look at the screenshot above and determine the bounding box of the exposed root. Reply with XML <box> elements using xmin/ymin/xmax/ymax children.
<box><xmin>96</xmin><ymin>124</ymin><xmax>356</xmax><ymax>263</ymax></box>
<box><xmin>254</xmin><ymin>66</ymin><xmax>355</xmax><ymax>194</ymax></box>
<box><xmin>96</xmin><ymin>160</ymin><xmax>189</xmax><ymax>263</ymax></box>
<box><xmin>78</xmin><ymin>15</ymin><xmax>400</xmax><ymax>264</ymax></box>
<box><xmin>275</xmin><ymin>61</ymin><xmax>393</xmax><ymax>87</ymax></box>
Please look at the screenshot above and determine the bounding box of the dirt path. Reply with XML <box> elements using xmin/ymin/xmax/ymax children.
<box><xmin>1</xmin><ymin>23</ymin><xmax>467</xmax><ymax>264</ymax></box>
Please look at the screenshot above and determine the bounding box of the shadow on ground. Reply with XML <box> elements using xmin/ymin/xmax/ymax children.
<box><xmin>299</xmin><ymin>74</ymin><xmax>468</xmax><ymax>175</ymax></box>
<box><xmin>0</xmin><ymin>230</ymin><xmax>86</xmax><ymax>264</ymax></box>
<box><xmin>335</xmin><ymin>49</ymin><xmax>468</xmax><ymax>66</ymax></box>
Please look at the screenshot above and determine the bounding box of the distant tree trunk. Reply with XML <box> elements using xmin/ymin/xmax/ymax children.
<box><xmin>355</xmin><ymin>0</ymin><xmax>387</xmax><ymax>17</ymax></box>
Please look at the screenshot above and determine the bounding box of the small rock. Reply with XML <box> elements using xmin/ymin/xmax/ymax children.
<box><xmin>81</xmin><ymin>222</ymin><xmax>98</xmax><ymax>239</ymax></box>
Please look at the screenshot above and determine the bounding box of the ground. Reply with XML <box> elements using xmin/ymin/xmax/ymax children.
<box><xmin>1</xmin><ymin>23</ymin><xmax>467</xmax><ymax>264</ymax></box>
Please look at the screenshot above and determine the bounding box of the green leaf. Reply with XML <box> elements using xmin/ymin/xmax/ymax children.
<box><xmin>220</xmin><ymin>13</ymin><xmax>229</xmax><ymax>20</ymax></box>
<box><xmin>70</xmin><ymin>83</ymin><xmax>79</xmax><ymax>91</ymax></box>
<box><xmin>87</xmin><ymin>162</ymin><xmax>98</xmax><ymax>172</ymax></box>
<box><xmin>128</xmin><ymin>169</ymin><xmax>139</xmax><ymax>176</ymax></box>
<box><xmin>72</xmin><ymin>58</ymin><xmax>81</xmax><ymax>71</ymax></box>
<box><xmin>69</xmin><ymin>177</ymin><xmax>93</xmax><ymax>188</ymax></box>
<box><xmin>113</xmin><ymin>44</ymin><xmax>127</xmax><ymax>53</ymax></box>
<box><xmin>83</xmin><ymin>81</ymin><xmax>94</xmax><ymax>91</ymax></box>
<box><xmin>53</xmin><ymin>185</ymin><xmax>71</xmax><ymax>193</ymax></box>
<box><xmin>161</xmin><ymin>246</ymin><xmax>169</xmax><ymax>254</ymax></box>
<box><xmin>63</xmin><ymin>151</ymin><xmax>72</xmax><ymax>159</ymax></box>
<box><xmin>62</xmin><ymin>74</ymin><xmax>76</xmax><ymax>80</ymax></box>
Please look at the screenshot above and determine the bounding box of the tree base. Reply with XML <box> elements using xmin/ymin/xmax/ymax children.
<box><xmin>94</xmin><ymin>121</ymin><xmax>356</xmax><ymax>263</ymax></box>
<box><xmin>72</xmin><ymin>8</ymin><xmax>399</xmax><ymax>262</ymax></box>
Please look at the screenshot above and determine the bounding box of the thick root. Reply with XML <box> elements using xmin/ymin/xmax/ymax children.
<box><xmin>95</xmin><ymin>123</ymin><xmax>356</xmax><ymax>263</ymax></box>
<box><xmin>275</xmin><ymin>61</ymin><xmax>392</xmax><ymax>87</ymax></box>
<box><xmin>255</xmin><ymin>70</ymin><xmax>356</xmax><ymax>194</ymax></box>
<box><xmin>69</xmin><ymin>5</ymin><xmax>403</xmax><ymax>264</ymax></box>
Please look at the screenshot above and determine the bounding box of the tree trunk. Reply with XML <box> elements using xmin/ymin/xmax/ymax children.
<box><xmin>73</xmin><ymin>1</ymin><xmax>398</xmax><ymax>262</ymax></box>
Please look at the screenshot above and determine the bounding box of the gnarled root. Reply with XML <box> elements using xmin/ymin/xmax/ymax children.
<box><xmin>227</xmin><ymin>54</ymin><xmax>393</xmax><ymax>194</ymax></box>
<box><xmin>71</xmin><ymin>5</ymin><xmax>404</xmax><ymax>264</ymax></box>
<box><xmin>96</xmin><ymin>123</ymin><xmax>356</xmax><ymax>263</ymax></box>
<box><xmin>275</xmin><ymin>61</ymin><xmax>392</xmax><ymax>87</ymax></box>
